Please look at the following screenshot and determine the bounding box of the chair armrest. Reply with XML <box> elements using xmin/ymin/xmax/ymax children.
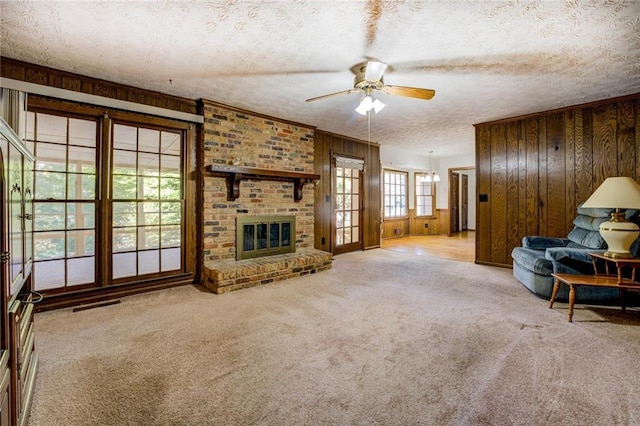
<box><xmin>544</xmin><ymin>247</ymin><xmax>593</xmax><ymax>264</ymax></box>
<box><xmin>545</xmin><ymin>247</ymin><xmax>604</xmax><ymax>275</ymax></box>
<box><xmin>522</xmin><ymin>236</ymin><xmax>570</xmax><ymax>250</ymax></box>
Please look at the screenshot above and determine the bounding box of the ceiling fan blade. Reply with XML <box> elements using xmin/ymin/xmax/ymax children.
<box><xmin>381</xmin><ymin>85</ymin><xmax>435</xmax><ymax>100</ymax></box>
<box><xmin>364</xmin><ymin>61</ymin><xmax>388</xmax><ymax>82</ymax></box>
<box><xmin>305</xmin><ymin>89</ymin><xmax>360</xmax><ymax>103</ymax></box>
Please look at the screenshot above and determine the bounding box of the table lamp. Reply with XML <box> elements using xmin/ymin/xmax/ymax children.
<box><xmin>581</xmin><ymin>176</ymin><xmax>640</xmax><ymax>258</ymax></box>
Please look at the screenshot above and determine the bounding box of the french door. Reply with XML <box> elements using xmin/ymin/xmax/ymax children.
<box><xmin>333</xmin><ymin>156</ymin><xmax>363</xmax><ymax>254</ymax></box>
<box><xmin>26</xmin><ymin>109</ymin><xmax>189</xmax><ymax>292</ymax></box>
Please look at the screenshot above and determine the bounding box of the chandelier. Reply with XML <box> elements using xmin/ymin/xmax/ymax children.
<box><xmin>419</xmin><ymin>151</ymin><xmax>440</xmax><ymax>183</ymax></box>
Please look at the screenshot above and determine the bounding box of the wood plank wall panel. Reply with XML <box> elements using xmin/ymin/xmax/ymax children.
<box><xmin>592</xmin><ymin>104</ymin><xmax>618</xmax><ymax>184</ymax></box>
<box><xmin>382</xmin><ymin>219</ymin><xmax>411</xmax><ymax>238</ymax></box>
<box><xmin>475</xmin><ymin>125</ymin><xmax>492</xmax><ymax>263</ymax></box>
<box><xmin>490</xmin><ymin>124</ymin><xmax>507</xmax><ymax>264</ymax></box>
<box><xmin>575</xmin><ymin>108</ymin><xmax>593</xmax><ymax>205</ymax></box>
<box><xmin>1</xmin><ymin>57</ymin><xmax>197</xmax><ymax>114</ymax></box>
<box><xmin>506</xmin><ymin>122</ymin><xmax>521</xmax><ymax>258</ymax></box>
<box><xmin>537</xmin><ymin>118</ymin><xmax>548</xmax><ymax>235</ymax></box>
<box><xmin>564</xmin><ymin>110</ymin><xmax>576</xmax><ymax>232</ymax></box>
<box><xmin>618</xmin><ymin>100</ymin><xmax>635</xmax><ymax>178</ymax></box>
<box><xmin>365</xmin><ymin>141</ymin><xmax>381</xmax><ymax>249</ymax></box>
<box><xmin>525</xmin><ymin>118</ymin><xmax>539</xmax><ymax>236</ymax></box>
<box><xmin>545</xmin><ymin>112</ymin><xmax>566</xmax><ymax>237</ymax></box>
<box><xmin>517</xmin><ymin>121</ymin><xmax>528</xmax><ymax>239</ymax></box>
<box><xmin>313</xmin><ymin>132</ymin><xmax>330</xmax><ymax>252</ymax></box>
<box><xmin>475</xmin><ymin>93</ymin><xmax>640</xmax><ymax>267</ymax></box>
<box><xmin>313</xmin><ymin>130</ymin><xmax>381</xmax><ymax>253</ymax></box>
<box><xmin>409</xmin><ymin>210</ymin><xmax>443</xmax><ymax>236</ymax></box>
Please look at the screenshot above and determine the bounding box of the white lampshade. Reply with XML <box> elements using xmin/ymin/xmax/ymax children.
<box><xmin>432</xmin><ymin>173</ymin><xmax>440</xmax><ymax>182</ymax></box>
<box><xmin>581</xmin><ymin>177</ymin><xmax>640</xmax><ymax>209</ymax></box>
<box><xmin>582</xmin><ymin>177</ymin><xmax>640</xmax><ymax>258</ymax></box>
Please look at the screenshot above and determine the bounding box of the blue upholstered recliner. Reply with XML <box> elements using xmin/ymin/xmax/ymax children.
<box><xmin>511</xmin><ymin>204</ymin><xmax>632</xmax><ymax>302</ymax></box>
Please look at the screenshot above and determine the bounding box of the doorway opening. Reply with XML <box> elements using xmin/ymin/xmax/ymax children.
<box><xmin>448</xmin><ymin>167</ymin><xmax>475</xmax><ymax>237</ymax></box>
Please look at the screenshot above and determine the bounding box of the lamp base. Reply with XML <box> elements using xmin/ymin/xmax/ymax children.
<box><xmin>599</xmin><ymin>213</ymin><xmax>640</xmax><ymax>259</ymax></box>
<box><xmin>603</xmin><ymin>251</ymin><xmax>636</xmax><ymax>259</ymax></box>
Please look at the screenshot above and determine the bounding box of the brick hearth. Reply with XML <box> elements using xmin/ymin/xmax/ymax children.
<box><xmin>203</xmin><ymin>249</ymin><xmax>332</xmax><ymax>294</ymax></box>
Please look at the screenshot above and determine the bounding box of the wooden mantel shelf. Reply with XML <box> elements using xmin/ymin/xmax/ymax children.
<box><xmin>205</xmin><ymin>165</ymin><xmax>320</xmax><ymax>202</ymax></box>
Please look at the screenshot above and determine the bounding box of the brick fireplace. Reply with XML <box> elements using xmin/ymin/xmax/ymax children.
<box><xmin>200</xmin><ymin>100</ymin><xmax>332</xmax><ymax>293</ymax></box>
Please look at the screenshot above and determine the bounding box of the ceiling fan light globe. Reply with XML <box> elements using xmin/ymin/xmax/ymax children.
<box><xmin>372</xmin><ymin>99</ymin><xmax>385</xmax><ymax>113</ymax></box>
<box><xmin>355</xmin><ymin>104</ymin><xmax>369</xmax><ymax>115</ymax></box>
<box><xmin>355</xmin><ymin>95</ymin><xmax>373</xmax><ymax>115</ymax></box>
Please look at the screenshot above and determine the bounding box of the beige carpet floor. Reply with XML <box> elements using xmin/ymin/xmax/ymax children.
<box><xmin>29</xmin><ymin>248</ymin><xmax>640</xmax><ymax>426</ymax></box>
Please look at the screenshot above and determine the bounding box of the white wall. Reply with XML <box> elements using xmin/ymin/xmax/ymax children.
<box><xmin>380</xmin><ymin>146</ymin><xmax>476</xmax><ymax>229</ymax></box>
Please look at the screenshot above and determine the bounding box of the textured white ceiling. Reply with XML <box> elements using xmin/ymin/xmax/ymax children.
<box><xmin>1</xmin><ymin>0</ymin><xmax>639</xmax><ymax>159</ymax></box>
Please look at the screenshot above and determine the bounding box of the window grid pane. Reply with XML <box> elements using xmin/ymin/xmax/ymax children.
<box><xmin>383</xmin><ymin>170</ymin><xmax>408</xmax><ymax>218</ymax></box>
<box><xmin>30</xmin><ymin>112</ymin><xmax>97</xmax><ymax>291</ymax></box>
<box><xmin>415</xmin><ymin>173</ymin><xmax>434</xmax><ymax>217</ymax></box>
<box><xmin>111</xmin><ymin>123</ymin><xmax>183</xmax><ymax>279</ymax></box>
<box><xmin>334</xmin><ymin>163</ymin><xmax>361</xmax><ymax>247</ymax></box>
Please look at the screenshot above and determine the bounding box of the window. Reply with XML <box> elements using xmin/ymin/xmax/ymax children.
<box><xmin>383</xmin><ymin>170</ymin><xmax>407</xmax><ymax>218</ymax></box>
<box><xmin>415</xmin><ymin>173</ymin><xmax>435</xmax><ymax>217</ymax></box>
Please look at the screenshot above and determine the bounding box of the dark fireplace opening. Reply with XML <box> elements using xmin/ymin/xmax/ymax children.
<box><xmin>236</xmin><ymin>215</ymin><xmax>296</xmax><ymax>260</ymax></box>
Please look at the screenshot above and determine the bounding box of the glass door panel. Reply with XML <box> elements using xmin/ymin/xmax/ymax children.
<box><xmin>8</xmin><ymin>143</ymin><xmax>24</xmax><ymax>290</ymax></box>
<box><xmin>334</xmin><ymin>160</ymin><xmax>362</xmax><ymax>255</ymax></box>
<box><xmin>111</xmin><ymin>123</ymin><xmax>183</xmax><ymax>281</ymax></box>
<box><xmin>28</xmin><ymin>111</ymin><xmax>98</xmax><ymax>291</ymax></box>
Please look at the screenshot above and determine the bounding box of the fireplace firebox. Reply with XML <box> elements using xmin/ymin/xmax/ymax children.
<box><xmin>236</xmin><ymin>215</ymin><xmax>296</xmax><ymax>260</ymax></box>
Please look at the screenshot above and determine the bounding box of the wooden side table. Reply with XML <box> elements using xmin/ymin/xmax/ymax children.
<box><xmin>550</xmin><ymin>253</ymin><xmax>640</xmax><ymax>322</ymax></box>
<box><xmin>589</xmin><ymin>252</ymin><xmax>640</xmax><ymax>283</ymax></box>
<box><xmin>549</xmin><ymin>273</ymin><xmax>640</xmax><ymax>322</ymax></box>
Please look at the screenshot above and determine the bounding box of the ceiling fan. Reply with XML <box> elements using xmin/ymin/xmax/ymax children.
<box><xmin>304</xmin><ymin>60</ymin><xmax>436</xmax><ymax>113</ymax></box>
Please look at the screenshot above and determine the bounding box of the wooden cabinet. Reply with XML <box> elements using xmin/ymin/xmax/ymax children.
<box><xmin>0</xmin><ymin>117</ymin><xmax>37</xmax><ymax>426</ymax></box>
<box><xmin>8</xmin><ymin>300</ymin><xmax>36</xmax><ymax>426</ymax></box>
<box><xmin>0</xmin><ymin>351</ymin><xmax>10</xmax><ymax>426</ymax></box>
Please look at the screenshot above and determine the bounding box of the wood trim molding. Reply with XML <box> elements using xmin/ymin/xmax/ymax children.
<box><xmin>474</xmin><ymin>92</ymin><xmax>640</xmax><ymax>126</ymax></box>
<box><xmin>2</xmin><ymin>77</ymin><xmax>203</xmax><ymax>123</ymax></box>
<box><xmin>1</xmin><ymin>57</ymin><xmax>199</xmax><ymax>116</ymax></box>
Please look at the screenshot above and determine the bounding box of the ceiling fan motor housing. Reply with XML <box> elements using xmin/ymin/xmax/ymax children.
<box><xmin>354</xmin><ymin>68</ymin><xmax>385</xmax><ymax>90</ymax></box>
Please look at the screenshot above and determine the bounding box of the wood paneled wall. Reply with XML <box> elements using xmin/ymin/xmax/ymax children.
<box><xmin>314</xmin><ymin>130</ymin><xmax>381</xmax><ymax>252</ymax></box>
<box><xmin>1</xmin><ymin>57</ymin><xmax>197</xmax><ymax>114</ymax></box>
<box><xmin>475</xmin><ymin>93</ymin><xmax>640</xmax><ymax>267</ymax></box>
<box><xmin>382</xmin><ymin>209</ymin><xmax>448</xmax><ymax>238</ymax></box>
